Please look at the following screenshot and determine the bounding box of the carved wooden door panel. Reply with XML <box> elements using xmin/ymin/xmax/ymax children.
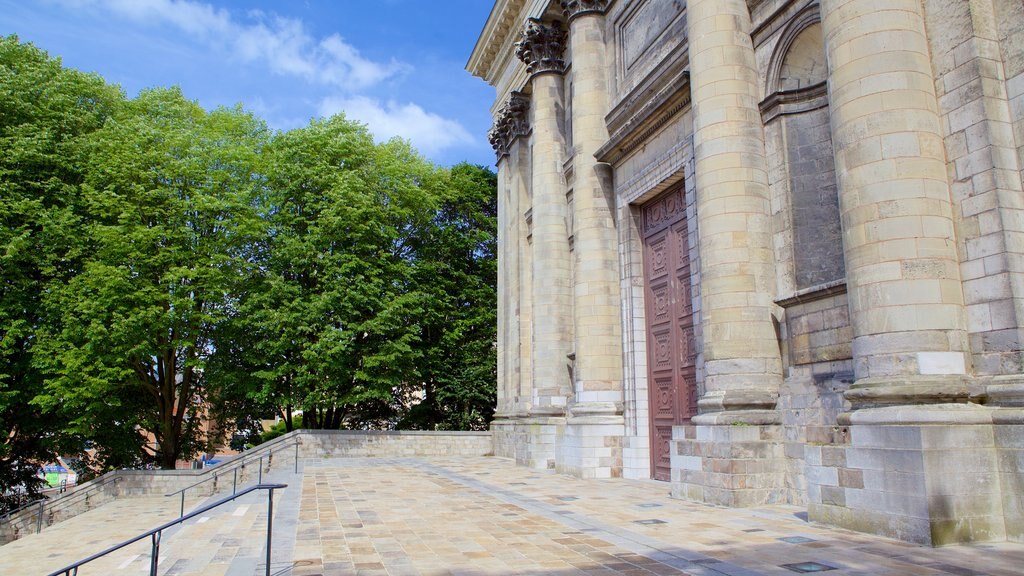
<box><xmin>642</xmin><ymin>187</ymin><xmax>697</xmax><ymax>482</ymax></box>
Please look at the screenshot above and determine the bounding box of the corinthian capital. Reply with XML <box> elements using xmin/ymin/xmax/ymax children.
<box><xmin>504</xmin><ymin>91</ymin><xmax>531</xmax><ymax>139</ymax></box>
<box><xmin>515</xmin><ymin>18</ymin><xmax>566</xmax><ymax>76</ymax></box>
<box><xmin>489</xmin><ymin>91</ymin><xmax>532</xmax><ymax>161</ymax></box>
<box><xmin>561</xmin><ymin>0</ymin><xmax>610</xmax><ymax>21</ymax></box>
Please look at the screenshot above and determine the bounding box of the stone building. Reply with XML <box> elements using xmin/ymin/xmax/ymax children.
<box><xmin>467</xmin><ymin>0</ymin><xmax>1024</xmax><ymax>545</ymax></box>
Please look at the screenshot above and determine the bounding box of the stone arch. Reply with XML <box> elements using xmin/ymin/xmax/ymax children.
<box><xmin>766</xmin><ymin>6</ymin><xmax>825</xmax><ymax>95</ymax></box>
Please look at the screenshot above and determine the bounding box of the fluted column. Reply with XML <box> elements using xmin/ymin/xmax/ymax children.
<box><xmin>517</xmin><ymin>19</ymin><xmax>573</xmax><ymax>416</ymax></box>
<box><xmin>820</xmin><ymin>0</ymin><xmax>969</xmax><ymax>409</ymax></box>
<box><xmin>563</xmin><ymin>0</ymin><xmax>622</xmax><ymax>422</ymax></box>
<box><xmin>686</xmin><ymin>0</ymin><xmax>783</xmax><ymax>423</ymax></box>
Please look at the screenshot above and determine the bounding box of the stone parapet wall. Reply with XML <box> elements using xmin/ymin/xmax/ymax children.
<box><xmin>300</xmin><ymin>430</ymin><xmax>493</xmax><ymax>458</ymax></box>
<box><xmin>1</xmin><ymin>430</ymin><xmax>493</xmax><ymax>544</ymax></box>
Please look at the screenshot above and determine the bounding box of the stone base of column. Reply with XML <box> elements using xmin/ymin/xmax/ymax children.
<box><xmin>840</xmin><ymin>375</ymin><xmax>970</xmax><ymax>412</ymax></box>
<box><xmin>806</xmin><ymin>404</ymin><xmax>1023</xmax><ymax>545</ymax></box>
<box><xmin>490</xmin><ymin>415</ymin><xmax>517</xmax><ymax>459</ymax></box>
<box><xmin>556</xmin><ymin>402</ymin><xmax>624</xmax><ymax>479</ymax></box>
<box><xmin>491</xmin><ymin>414</ymin><xmax>565</xmax><ymax>470</ymax></box>
<box><xmin>670</xmin><ymin>424</ymin><xmax>787</xmax><ymax>507</ymax></box>
<box><xmin>694</xmin><ymin>389</ymin><xmax>781</xmax><ymax>425</ymax></box>
<box><xmin>515</xmin><ymin>415</ymin><xmax>564</xmax><ymax>470</ymax></box>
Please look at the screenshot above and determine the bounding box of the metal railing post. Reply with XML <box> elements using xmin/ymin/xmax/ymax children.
<box><xmin>295</xmin><ymin>442</ymin><xmax>299</xmax><ymax>474</ymax></box>
<box><xmin>258</xmin><ymin>457</ymin><xmax>263</xmax><ymax>484</ymax></box>
<box><xmin>265</xmin><ymin>487</ymin><xmax>275</xmax><ymax>576</ymax></box>
<box><xmin>233</xmin><ymin>468</ymin><xmax>238</xmax><ymax>494</ymax></box>
<box><xmin>149</xmin><ymin>531</ymin><xmax>162</xmax><ymax>576</ymax></box>
<box><xmin>179</xmin><ymin>492</ymin><xmax>185</xmax><ymax>518</ymax></box>
<box><xmin>36</xmin><ymin>500</ymin><xmax>44</xmax><ymax>534</ymax></box>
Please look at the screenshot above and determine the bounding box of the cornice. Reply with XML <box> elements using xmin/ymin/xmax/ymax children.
<box><xmin>758</xmin><ymin>80</ymin><xmax>828</xmax><ymax>124</ymax></box>
<box><xmin>467</xmin><ymin>0</ymin><xmax>530</xmax><ymax>82</ymax></box>
<box><xmin>597</xmin><ymin>58</ymin><xmax>691</xmax><ymax>165</ymax></box>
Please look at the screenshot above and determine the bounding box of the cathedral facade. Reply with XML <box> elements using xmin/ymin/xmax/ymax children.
<box><xmin>467</xmin><ymin>0</ymin><xmax>1024</xmax><ymax>545</ymax></box>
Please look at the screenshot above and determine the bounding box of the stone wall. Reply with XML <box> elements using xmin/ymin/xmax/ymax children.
<box><xmin>0</xmin><ymin>430</ymin><xmax>493</xmax><ymax>543</ymax></box>
<box><xmin>806</xmin><ymin>414</ymin><xmax>1010</xmax><ymax>545</ymax></box>
<box><xmin>300</xmin><ymin>430</ymin><xmax>493</xmax><ymax>458</ymax></box>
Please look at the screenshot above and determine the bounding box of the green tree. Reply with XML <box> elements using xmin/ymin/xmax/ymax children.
<box><xmin>243</xmin><ymin>117</ymin><xmax>436</xmax><ymax>431</ymax></box>
<box><xmin>402</xmin><ymin>163</ymin><xmax>497</xmax><ymax>430</ymax></box>
<box><xmin>33</xmin><ymin>87</ymin><xmax>269</xmax><ymax>469</ymax></box>
<box><xmin>0</xmin><ymin>36</ymin><xmax>123</xmax><ymax>507</ymax></box>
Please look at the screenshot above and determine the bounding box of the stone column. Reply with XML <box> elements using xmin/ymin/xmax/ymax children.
<box><xmin>686</xmin><ymin>0</ymin><xmax>783</xmax><ymax>423</ymax></box>
<box><xmin>805</xmin><ymin>0</ymin><xmax>1005</xmax><ymax>545</ymax></box>
<box><xmin>490</xmin><ymin>118</ymin><xmax>513</xmax><ymax>427</ymax></box>
<box><xmin>558</xmin><ymin>0</ymin><xmax>624</xmax><ymax>479</ymax></box>
<box><xmin>670</xmin><ymin>0</ymin><xmax>787</xmax><ymax>508</ymax></box>
<box><xmin>820</xmin><ymin>0</ymin><xmax>969</xmax><ymax>406</ymax></box>
<box><xmin>517</xmin><ymin>18</ymin><xmax>571</xmax><ymax>469</ymax></box>
<box><xmin>488</xmin><ymin>93</ymin><xmax>529</xmax><ymax>459</ymax></box>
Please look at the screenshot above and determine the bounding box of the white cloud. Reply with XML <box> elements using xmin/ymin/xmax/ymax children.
<box><xmin>319</xmin><ymin>96</ymin><xmax>475</xmax><ymax>157</ymax></box>
<box><xmin>57</xmin><ymin>0</ymin><xmax>405</xmax><ymax>91</ymax></box>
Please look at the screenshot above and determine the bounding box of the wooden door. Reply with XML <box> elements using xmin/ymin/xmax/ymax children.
<box><xmin>642</xmin><ymin>187</ymin><xmax>698</xmax><ymax>481</ymax></box>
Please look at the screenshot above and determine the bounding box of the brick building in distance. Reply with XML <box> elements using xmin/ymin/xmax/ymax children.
<box><xmin>467</xmin><ymin>0</ymin><xmax>1024</xmax><ymax>545</ymax></box>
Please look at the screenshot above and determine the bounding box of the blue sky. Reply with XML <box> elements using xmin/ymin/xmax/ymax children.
<box><xmin>1</xmin><ymin>0</ymin><xmax>497</xmax><ymax>167</ymax></box>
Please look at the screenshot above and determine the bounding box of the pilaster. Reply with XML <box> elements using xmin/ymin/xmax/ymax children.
<box><xmin>490</xmin><ymin>92</ymin><xmax>533</xmax><ymax>455</ymax></box>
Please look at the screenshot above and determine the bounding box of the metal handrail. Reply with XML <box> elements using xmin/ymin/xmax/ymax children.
<box><xmin>47</xmin><ymin>483</ymin><xmax>287</xmax><ymax>576</ymax></box>
<box><xmin>164</xmin><ymin>440</ymin><xmax>300</xmax><ymax>517</ymax></box>
<box><xmin>0</xmin><ymin>498</ymin><xmax>46</xmax><ymax>522</ymax></box>
<box><xmin>2</xmin><ymin>476</ymin><xmax>123</xmax><ymax>537</ymax></box>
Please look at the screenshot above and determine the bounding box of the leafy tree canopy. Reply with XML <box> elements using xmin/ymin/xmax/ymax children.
<box><xmin>0</xmin><ymin>36</ymin><xmax>497</xmax><ymax>509</ymax></box>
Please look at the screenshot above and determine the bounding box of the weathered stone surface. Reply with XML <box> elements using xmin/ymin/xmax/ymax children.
<box><xmin>468</xmin><ymin>0</ymin><xmax>1024</xmax><ymax>546</ymax></box>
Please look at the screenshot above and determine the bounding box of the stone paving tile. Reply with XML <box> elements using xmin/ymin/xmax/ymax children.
<box><xmin>4</xmin><ymin>456</ymin><xmax>1024</xmax><ymax>576</ymax></box>
<box><xmin>0</xmin><ymin>495</ymin><xmax>201</xmax><ymax>575</ymax></box>
<box><xmin>291</xmin><ymin>458</ymin><xmax>1024</xmax><ymax>576</ymax></box>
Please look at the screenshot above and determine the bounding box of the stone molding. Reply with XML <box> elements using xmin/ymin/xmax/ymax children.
<box><xmin>596</xmin><ymin>66</ymin><xmax>691</xmax><ymax>165</ymax></box>
<box><xmin>759</xmin><ymin>80</ymin><xmax>828</xmax><ymax>123</ymax></box>
<box><xmin>763</xmin><ymin>4</ymin><xmax>822</xmax><ymax>94</ymax></box>
<box><xmin>561</xmin><ymin>0</ymin><xmax>609</xmax><ymax>21</ymax></box>
<box><xmin>488</xmin><ymin>91</ymin><xmax>531</xmax><ymax>161</ymax></box>
<box><xmin>515</xmin><ymin>18</ymin><xmax>567</xmax><ymax>77</ymax></box>
<box><xmin>466</xmin><ymin>0</ymin><xmax>529</xmax><ymax>82</ymax></box>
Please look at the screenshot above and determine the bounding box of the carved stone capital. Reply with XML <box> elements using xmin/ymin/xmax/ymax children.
<box><xmin>561</xmin><ymin>0</ymin><xmax>609</xmax><ymax>21</ymax></box>
<box><xmin>515</xmin><ymin>18</ymin><xmax>566</xmax><ymax>76</ymax></box>
<box><xmin>489</xmin><ymin>91</ymin><xmax>532</xmax><ymax>161</ymax></box>
<box><xmin>488</xmin><ymin>125</ymin><xmax>510</xmax><ymax>161</ymax></box>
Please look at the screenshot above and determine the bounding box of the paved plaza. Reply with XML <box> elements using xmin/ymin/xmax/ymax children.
<box><xmin>2</xmin><ymin>456</ymin><xmax>1023</xmax><ymax>575</ymax></box>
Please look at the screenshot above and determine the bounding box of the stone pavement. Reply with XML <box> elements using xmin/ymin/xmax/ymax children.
<box><xmin>2</xmin><ymin>456</ymin><xmax>1023</xmax><ymax>575</ymax></box>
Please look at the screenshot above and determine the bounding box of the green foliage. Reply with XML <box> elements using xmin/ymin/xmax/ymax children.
<box><xmin>240</xmin><ymin>119</ymin><xmax>438</xmax><ymax>430</ymax></box>
<box><xmin>0</xmin><ymin>36</ymin><xmax>498</xmax><ymax>504</ymax></box>
<box><xmin>33</xmin><ymin>87</ymin><xmax>270</xmax><ymax>469</ymax></box>
<box><xmin>401</xmin><ymin>163</ymin><xmax>497</xmax><ymax>431</ymax></box>
<box><xmin>0</xmin><ymin>35</ymin><xmax>124</xmax><ymax>508</ymax></box>
<box><xmin>258</xmin><ymin>414</ymin><xmax>303</xmax><ymax>445</ymax></box>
